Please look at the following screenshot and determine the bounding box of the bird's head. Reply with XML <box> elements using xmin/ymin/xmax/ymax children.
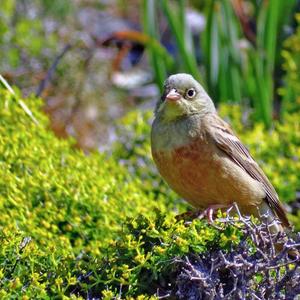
<box><xmin>155</xmin><ymin>73</ymin><xmax>216</xmax><ymax>122</ymax></box>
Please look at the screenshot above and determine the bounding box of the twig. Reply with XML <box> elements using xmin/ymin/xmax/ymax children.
<box><xmin>35</xmin><ymin>43</ymin><xmax>72</xmax><ymax>97</ymax></box>
<box><xmin>173</xmin><ymin>211</ymin><xmax>300</xmax><ymax>299</ymax></box>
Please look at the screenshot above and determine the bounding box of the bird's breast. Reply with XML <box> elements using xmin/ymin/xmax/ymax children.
<box><xmin>151</xmin><ymin>118</ymin><xmax>265</xmax><ymax>208</ymax></box>
<box><xmin>152</xmin><ymin>137</ymin><xmax>219</xmax><ymax>207</ymax></box>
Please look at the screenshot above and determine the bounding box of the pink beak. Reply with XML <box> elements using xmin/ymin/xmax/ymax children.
<box><xmin>166</xmin><ymin>89</ymin><xmax>181</xmax><ymax>101</ymax></box>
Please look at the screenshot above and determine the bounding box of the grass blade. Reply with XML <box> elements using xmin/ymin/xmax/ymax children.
<box><xmin>141</xmin><ymin>0</ymin><xmax>168</xmax><ymax>91</ymax></box>
<box><xmin>0</xmin><ymin>74</ymin><xmax>39</xmax><ymax>125</ymax></box>
<box><xmin>161</xmin><ymin>0</ymin><xmax>202</xmax><ymax>83</ymax></box>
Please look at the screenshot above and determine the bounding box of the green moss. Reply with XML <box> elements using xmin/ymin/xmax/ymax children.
<box><xmin>0</xmin><ymin>89</ymin><xmax>171</xmax><ymax>298</ymax></box>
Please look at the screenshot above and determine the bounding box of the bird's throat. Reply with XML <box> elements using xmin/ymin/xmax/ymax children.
<box><xmin>158</xmin><ymin>101</ymin><xmax>187</xmax><ymax>122</ymax></box>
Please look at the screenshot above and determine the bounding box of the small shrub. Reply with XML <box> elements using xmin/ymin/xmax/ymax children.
<box><xmin>94</xmin><ymin>211</ymin><xmax>300</xmax><ymax>299</ymax></box>
<box><xmin>0</xmin><ymin>88</ymin><xmax>171</xmax><ymax>298</ymax></box>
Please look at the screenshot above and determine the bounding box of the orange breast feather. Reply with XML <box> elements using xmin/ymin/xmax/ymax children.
<box><xmin>153</xmin><ymin>139</ymin><xmax>224</xmax><ymax>208</ymax></box>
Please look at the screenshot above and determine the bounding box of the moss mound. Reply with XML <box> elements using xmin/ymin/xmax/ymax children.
<box><xmin>0</xmin><ymin>88</ymin><xmax>171</xmax><ymax>298</ymax></box>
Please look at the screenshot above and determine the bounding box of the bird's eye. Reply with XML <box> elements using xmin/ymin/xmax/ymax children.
<box><xmin>186</xmin><ymin>88</ymin><xmax>196</xmax><ymax>99</ymax></box>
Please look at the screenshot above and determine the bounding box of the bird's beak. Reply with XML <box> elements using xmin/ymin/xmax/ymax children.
<box><xmin>165</xmin><ymin>89</ymin><xmax>181</xmax><ymax>101</ymax></box>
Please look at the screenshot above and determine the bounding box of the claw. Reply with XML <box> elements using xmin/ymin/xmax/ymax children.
<box><xmin>198</xmin><ymin>204</ymin><xmax>233</xmax><ymax>223</ymax></box>
<box><xmin>176</xmin><ymin>204</ymin><xmax>233</xmax><ymax>223</ymax></box>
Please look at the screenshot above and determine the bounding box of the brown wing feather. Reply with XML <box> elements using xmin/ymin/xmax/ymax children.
<box><xmin>205</xmin><ymin>114</ymin><xmax>290</xmax><ymax>228</ymax></box>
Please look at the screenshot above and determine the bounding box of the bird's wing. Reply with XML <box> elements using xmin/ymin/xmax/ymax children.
<box><xmin>205</xmin><ymin>113</ymin><xmax>290</xmax><ymax>227</ymax></box>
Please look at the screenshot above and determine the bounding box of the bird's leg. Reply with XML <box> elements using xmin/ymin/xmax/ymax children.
<box><xmin>198</xmin><ymin>204</ymin><xmax>232</xmax><ymax>223</ymax></box>
<box><xmin>176</xmin><ymin>204</ymin><xmax>232</xmax><ymax>223</ymax></box>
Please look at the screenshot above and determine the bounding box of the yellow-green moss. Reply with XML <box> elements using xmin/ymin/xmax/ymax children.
<box><xmin>0</xmin><ymin>89</ymin><xmax>173</xmax><ymax>298</ymax></box>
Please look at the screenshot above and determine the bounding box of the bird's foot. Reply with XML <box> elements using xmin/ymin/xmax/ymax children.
<box><xmin>176</xmin><ymin>204</ymin><xmax>232</xmax><ymax>223</ymax></box>
<box><xmin>198</xmin><ymin>204</ymin><xmax>232</xmax><ymax>223</ymax></box>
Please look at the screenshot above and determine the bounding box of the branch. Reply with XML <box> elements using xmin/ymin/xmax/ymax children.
<box><xmin>35</xmin><ymin>44</ymin><xmax>72</xmax><ymax>97</ymax></box>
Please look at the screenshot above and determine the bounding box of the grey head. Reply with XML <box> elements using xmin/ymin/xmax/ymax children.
<box><xmin>155</xmin><ymin>73</ymin><xmax>216</xmax><ymax>122</ymax></box>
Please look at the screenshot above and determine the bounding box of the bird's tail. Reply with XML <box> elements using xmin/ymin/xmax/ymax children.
<box><xmin>258</xmin><ymin>202</ymin><xmax>299</xmax><ymax>258</ymax></box>
<box><xmin>258</xmin><ymin>202</ymin><xmax>285</xmax><ymax>234</ymax></box>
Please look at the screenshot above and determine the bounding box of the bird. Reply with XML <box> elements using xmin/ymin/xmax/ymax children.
<box><xmin>151</xmin><ymin>73</ymin><xmax>290</xmax><ymax>232</ymax></box>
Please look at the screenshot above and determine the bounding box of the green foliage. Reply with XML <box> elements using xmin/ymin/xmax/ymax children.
<box><xmin>97</xmin><ymin>213</ymin><xmax>299</xmax><ymax>299</ymax></box>
<box><xmin>141</xmin><ymin>0</ymin><xmax>202</xmax><ymax>90</ymax></box>
<box><xmin>280</xmin><ymin>13</ymin><xmax>300</xmax><ymax>114</ymax></box>
<box><xmin>203</xmin><ymin>1</ymin><xmax>243</xmax><ymax>103</ymax></box>
<box><xmin>0</xmin><ymin>0</ymin><xmax>73</xmax><ymax>93</ymax></box>
<box><xmin>141</xmin><ymin>1</ymin><xmax>296</xmax><ymax>127</ymax></box>
<box><xmin>160</xmin><ymin>0</ymin><xmax>202</xmax><ymax>83</ymax></box>
<box><xmin>0</xmin><ymin>1</ymin><xmax>58</xmax><ymax>64</ymax></box>
<box><xmin>141</xmin><ymin>0</ymin><xmax>168</xmax><ymax>90</ymax></box>
<box><xmin>96</xmin><ymin>213</ymin><xmax>244</xmax><ymax>298</ymax></box>
<box><xmin>0</xmin><ymin>87</ymin><xmax>170</xmax><ymax>298</ymax></box>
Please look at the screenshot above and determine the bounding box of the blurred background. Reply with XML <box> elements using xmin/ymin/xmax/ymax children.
<box><xmin>1</xmin><ymin>0</ymin><xmax>300</xmax><ymax>152</ymax></box>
